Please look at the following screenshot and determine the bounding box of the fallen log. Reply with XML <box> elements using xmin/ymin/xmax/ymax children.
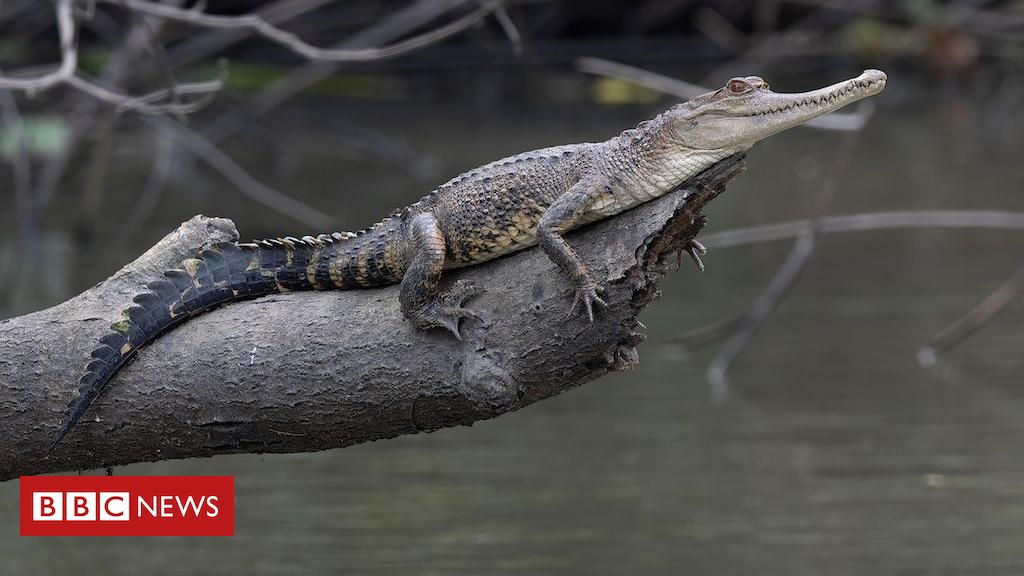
<box><xmin>0</xmin><ymin>154</ymin><xmax>745</xmax><ymax>480</ymax></box>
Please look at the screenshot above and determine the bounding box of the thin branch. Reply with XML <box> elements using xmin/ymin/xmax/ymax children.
<box><xmin>703</xmin><ymin>128</ymin><xmax>861</xmax><ymax>393</ymax></box>
<box><xmin>0</xmin><ymin>0</ymin><xmax>76</xmax><ymax>93</ymax></box>
<box><xmin>116</xmin><ymin>130</ymin><xmax>177</xmax><ymax>243</ymax></box>
<box><xmin>7</xmin><ymin>0</ymin><xmax>479</xmax><ymax>235</ymax></box>
<box><xmin>143</xmin><ymin>117</ymin><xmax>336</xmax><ymax>231</ymax></box>
<box><xmin>671</xmin><ymin>210</ymin><xmax>1024</xmax><ymax>352</ymax></box>
<box><xmin>575</xmin><ymin>57</ymin><xmax>872</xmax><ymax>131</ymax></box>
<box><xmin>670</xmin><ymin>315</ymin><xmax>742</xmax><ymax>350</ymax></box>
<box><xmin>493</xmin><ymin>4</ymin><xmax>523</xmax><ymax>55</ymax></box>
<box><xmin>699</xmin><ymin>210</ymin><xmax>1024</xmax><ymax>248</ymax></box>
<box><xmin>199</xmin><ymin>0</ymin><xmax>478</xmax><ymax>144</ymax></box>
<box><xmin>33</xmin><ymin>1</ymin><xmax>186</xmax><ymax>212</ymax></box>
<box><xmin>101</xmin><ymin>0</ymin><xmax>506</xmax><ymax>62</ymax></box>
<box><xmin>918</xmin><ymin>264</ymin><xmax>1024</xmax><ymax>367</ymax></box>
<box><xmin>166</xmin><ymin>0</ymin><xmax>338</xmax><ymax>67</ymax></box>
<box><xmin>577</xmin><ymin>56</ymin><xmax>709</xmax><ymax>98</ymax></box>
<box><xmin>706</xmin><ymin>227</ymin><xmax>817</xmax><ymax>397</ymax></box>
<box><xmin>64</xmin><ymin>74</ymin><xmax>223</xmax><ymax>115</ymax></box>
<box><xmin>0</xmin><ymin>0</ymin><xmax>222</xmax><ymax>111</ymax></box>
<box><xmin>134</xmin><ymin>9</ymin><xmax>187</xmax><ymax>120</ymax></box>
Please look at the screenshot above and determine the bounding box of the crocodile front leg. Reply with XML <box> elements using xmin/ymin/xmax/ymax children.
<box><xmin>537</xmin><ymin>176</ymin><xmax>612</xmax><ymax>322</ymax></box>
<box><xmin>399</xmin><ymin>212</ymin><xmax>478</xmax><ymax>339</ymax></box>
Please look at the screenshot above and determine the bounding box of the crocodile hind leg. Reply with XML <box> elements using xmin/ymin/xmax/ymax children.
<box><xmin>399</xmin><ymin>212</ymin><xmax>479</xmax><ymax>339</ymax></box>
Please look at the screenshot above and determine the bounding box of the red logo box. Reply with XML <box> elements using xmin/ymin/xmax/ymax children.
<box><xmin>20</xmin><ymin>476</ymin><xmax>233</xmax><ymax>536</ymax></box>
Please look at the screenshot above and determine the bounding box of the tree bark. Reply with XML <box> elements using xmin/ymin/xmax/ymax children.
<box><xmin>0</xmin><ymin>155</ymin><xmax>745</xmax><ymax>480</ymax></box>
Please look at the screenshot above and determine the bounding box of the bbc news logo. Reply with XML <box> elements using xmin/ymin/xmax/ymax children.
<box><xmin>32</xmin><ymin>491</ymin><xmax>133</xmax><ymax>521</ymax></box>
<box><xmin>20</xmin><ymin>476</ymin><xmax>233</xmax><ymax>536</ymax></box>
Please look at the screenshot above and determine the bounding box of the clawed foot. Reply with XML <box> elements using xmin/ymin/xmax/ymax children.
<box><xmin>678</xmin><ymin>239</ymin><xmax>707</xmax><ymax>272</ymax></box>
<box><xmin>408</xmin><ymin>279</ymin><xmax>481</xmax><ymax>340</ymax></box>
<box><xmin>567</xmin><ymin>277</ymin><xmax>607</xmax><ymax>322</ymax></box>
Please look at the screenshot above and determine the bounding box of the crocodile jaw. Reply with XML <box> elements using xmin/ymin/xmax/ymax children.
<box><xmin>739</xmin><ymin>69</ymin><xmax>887</xmax><ymax>141</ymax></box>
<box><xmin>669</xmin><ymin>69</ymin><xmax>887</xmax><ymax>152</ymax></box>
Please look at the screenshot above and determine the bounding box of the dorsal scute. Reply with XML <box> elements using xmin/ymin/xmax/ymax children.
<box><xmin>247</xmin><ymin>230</ymin><xmax>360</xmax><ymax>247</ymax></box>
<box><xmin>433</xmin><ymin>144</ymin><xmax>582</xmax><ymax>192</ymax></box>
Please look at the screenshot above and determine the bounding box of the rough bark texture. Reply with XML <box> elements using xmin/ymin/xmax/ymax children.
<box><xmin>0</xmin><ymin>155</ymin><xmax>745</xmax><ymax>480</ymax></box>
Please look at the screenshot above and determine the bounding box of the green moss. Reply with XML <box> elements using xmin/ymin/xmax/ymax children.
<box><xmin>183</xmin><ymin>259</ymin><xmax>201</xmax><ymax>276</ymax></box>
<box><xmin>109</xmin><ymin>318</ymin><xmax>130</xmax><ymax>333</ymax></box>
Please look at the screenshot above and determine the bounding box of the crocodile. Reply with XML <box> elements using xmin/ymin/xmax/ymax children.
<box><xmin>54</xmin><ymin>69</ymin><xmax>886</xmax><ymax>444</ymax></box>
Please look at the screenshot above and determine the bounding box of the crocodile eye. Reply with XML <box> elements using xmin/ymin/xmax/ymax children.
<box><xmin>727</xmin><ymin>79</ymin><xmax>751</xmax><ymax>95</ymax></box>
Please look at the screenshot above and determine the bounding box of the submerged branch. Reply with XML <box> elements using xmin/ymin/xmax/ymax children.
<box><xmin>703</xmin><ymin>128</ymin><xmax>859</xmax><ymax>392</ymax></box>
<box><xmin>674</xmin><ymin>210</ymin><xmax>1024</xmax><ymax>363</ymax></box>
<box><xmin>918</xmin><ymin>263</ymin><xmax>1024</xmax><ymax>366</ymax></box>
<box><xmin>700</xmin><ymin>210</ymin><xmax>1024</xmax><ymax>248</ymax></box>
<box><xmin>705</xmin><ymin>228</ymin><xmax>817</xmax><ymax>397</ymax></box>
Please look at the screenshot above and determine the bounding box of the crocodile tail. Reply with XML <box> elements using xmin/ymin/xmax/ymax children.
<box><xmin>53</xmin><ymin>232</ymin><xmax>366</xmax><ymax>445</ymax></box>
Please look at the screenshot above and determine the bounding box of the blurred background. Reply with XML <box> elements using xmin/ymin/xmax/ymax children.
<box><xmin>1</xmin><ymin>0</ymin><xmax>1023</xmax><ymax>573</ymax></box>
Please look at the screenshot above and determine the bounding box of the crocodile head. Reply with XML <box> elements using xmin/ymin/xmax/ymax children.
<box><xmin>667</xmin><ymin>69</ymin><xmax>887</xmax><ymax>151</ymax></box>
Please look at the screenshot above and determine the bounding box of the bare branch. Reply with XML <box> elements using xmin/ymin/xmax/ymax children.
<box><xmin>0</xmin><ymin>0</ymin><xmax>223</xmax><ymax>112</ymax></box>
<box><xmin>100</xmin><ymin>0</ymin><xmax>507</xmax><ymax>62</ymax></box>
<box><xmin>493</xmin><ymin>4</ymin><xmax>523</xmax><ymax>55</ymax></box>
<box><xmin>575</xmin><ymin>57</ymin><xmax>871</xmax><ymax>131</ymax></box>
<box><xmin>669</xmin><ymin>210</ymin><xmax>1024</xmax><ymax>358</ymax></box>
<box><xmin>577</xmin><ymin>56</ymin><xmax>708</xmax><ymax>98</ymax></box>
<box><xmin>699</xmin><ymin>210</ymin><xmax>1024</xmax><ymax>249</ymax></box>
<box><xmin>166</xmin><ymin>0</ymin><xmax>338</xmax><ymax>67</ymax></box>
<box><xmin>201</xmin><ymin>0</ymin><xmax>478</xmax><ymax>144</ymax></box>
<box><xmin>64</xmin><ymin>73</ymin><xmax>222</xmax><ymax>115</ymax></box>
<box><xmin>116</xmin><ymin>130</ymin><xmax>177</xmax><ymax>242</ymax></box>
<box><xmin>706</xmin><ymin>227</ymin><xmax>817</xmax><ymax>397</ymax></box>
<box><xmin>0</xmin><ymin>0</ymin><xmax>77</xmax><ymax>93</ymax></box>
<box><xmin>32</xmin><ymin>1</ymin><xmax>187</xmax><ymax>212</ymax></box>
<box><xmin>669</xmin><ymin>315</ymin><xmax>743</xmax><ymax>351</ymax></box>
<box><xmin>143</xmin><ymin>117</ymin><xmax>336</xmax><ymax>231</ymax></box>
<box><xmin>918</xmin><ymin>264</ymin><xmax>1024</xmax><ymax>367</ymax></box>
<box><xmin>702</xmin><ymin>125</ymin><xmax>861</xmax><ymax>393</ymax></box>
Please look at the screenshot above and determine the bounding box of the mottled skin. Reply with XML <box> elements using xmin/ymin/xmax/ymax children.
<box><xmin>55</xmin><ymin>70</ymin><xmax>887</xmax><ymax>443</ymax></box>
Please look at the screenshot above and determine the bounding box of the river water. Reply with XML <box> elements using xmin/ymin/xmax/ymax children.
<box><xmin>1</xmin><ymin>77</ymin><xmax>1022</xmax><ymax>574</ymax></box>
